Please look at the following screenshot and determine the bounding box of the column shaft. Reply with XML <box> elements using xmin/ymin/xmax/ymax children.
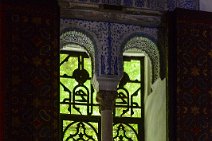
<box><xmin>96</xmin><ymin>90</ymin><xmax>117</xmax><ymax>141</ymax></box>
<box><xmin>101</xmin><ymin>110</ymin><xmax>113</xmax><ymax>141</ymax></box>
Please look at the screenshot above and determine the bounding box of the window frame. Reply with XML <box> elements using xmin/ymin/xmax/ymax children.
<box><xmin>59</xmin><ymin>47</ymin><xmax>145</xmax><ymax>141</ymax></box>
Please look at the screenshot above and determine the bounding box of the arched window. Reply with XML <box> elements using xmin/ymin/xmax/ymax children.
<box><xmin>122</xmin><ymin>36</ymin><xmax>166</xmax><ymax>141</ymax></box>
<box><xmin>60</xmin><ymin>31</ymin><xmax>166</xmax><ymax>141</ymax></box>
<box><xmin>60</xmin><ymin>48</ymin><xmax>145</xmax><ymax>140</ymax></box>
<box><xmin>60</xmin><ymin>30</ymin><xmax>100</xmax><ymax>140</ymax></box>
<box><xmin>115</xmin><ymin>51</ymin><xmax>145</xmax><ymax>141</ymax></box>
<box><xmin>60</xmin><ymin>47</ymin><xmax>100</xmax><ymax>140</ymax></box>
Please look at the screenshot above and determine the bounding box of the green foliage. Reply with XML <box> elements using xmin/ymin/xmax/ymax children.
<box><xmin>60</xmin><ymin>50</ymin><xmax>143</xmax><ymax>140</ymax></box>
<box><xmin>60</xmin><ymin>53</ymin><xmax>99</xmax><ymax>116</ymax></box>
<box><xmin>124</xmin><ymin>60</ymin><xmax>141</xmax><ymax>81</ymax></box>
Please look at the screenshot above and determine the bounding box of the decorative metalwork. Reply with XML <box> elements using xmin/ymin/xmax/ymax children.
<box><xmin>115</xmin><ymin>56</ymin><xmax>144</xmax><ymax>118</ymax></box>
<box><xmin>60</xmin><ymin>50</ymin><xmax>99</xmax><ymax>116</ymax></box>
<box><xmin>113</xmin><ymin>123</ymin><xmax>139</xmax><ymax>141</ymax></box>
<box><xmin>60</xmin><ymin>30</ymin><xmax>98</xmax><ymax>76</ymax></box>
<box><xmin>63</xmin><ymin>120</ymin><xmax>99</xmax><ymax>141</ymax></box>
<box><xmin>60</xmin><ymin>49</ymin><xmax>144</xmax><ymax>141</ymax></box>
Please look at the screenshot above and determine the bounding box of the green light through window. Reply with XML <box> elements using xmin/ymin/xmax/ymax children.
<box><xmin>60</xmin><ymin>51</ymin><xmax>99</xmax><ymax>116</ymax></box>
<box><xmin>60</xmin><ymin>47</ymin><xmax>144</xmax><ymax>141</ymax></box>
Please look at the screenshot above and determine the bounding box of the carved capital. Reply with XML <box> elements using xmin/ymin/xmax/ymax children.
<box><xmin>92</xmin><ymin>75</ymin><xmax>122</xmax><ymax>92</ymax></box>
<box><xmin>96</xmin><ymin>90</ymin><xmax>117</xmax><ymax>111</ymax></box>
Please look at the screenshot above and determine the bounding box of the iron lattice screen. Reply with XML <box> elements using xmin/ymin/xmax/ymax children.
<box><xmin>60</xmin><ymin>50</ymin><xmax>144</xmax><ymax>141</ymax></box>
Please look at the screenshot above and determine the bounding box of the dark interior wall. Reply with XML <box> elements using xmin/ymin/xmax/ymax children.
<box><xmin>0</xmin><ymin>4</ymin><xmax>6</xmax><ymax>141</ymax></box>
<box><xmin>169</xmin><ymin>8</ymin><xmax>212</xmax><ymax>141</ymax></box>
<box><xmin>0</xmin><ymin>1</ymin><xmax>60</xmax><ymax>141</ymax></box>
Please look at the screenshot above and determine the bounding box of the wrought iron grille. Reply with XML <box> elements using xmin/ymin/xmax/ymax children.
<box><xmin>115</xmin><ymin>56</ymin><xmax>144</xmax><ymax>119</ymax></box>
<box><xmin>60</xmin><ymin>50</ymin><xmax>144</xmax><ymax>141</ymax></box>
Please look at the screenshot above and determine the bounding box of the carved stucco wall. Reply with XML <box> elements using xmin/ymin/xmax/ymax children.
<box><xmin>60</xmin><ymin>19</ymin><xmax>160</xmax><ymax>82</ymax></box>
<box><xmin>168</xmin><ymin>0</ymin><xmax>199</xmax><ymax>10</ymax></box>
<box><xmin>59</xmin><ymin>2</ymin><xmax>169</xmax><ymax>140</ymax></box>
<box><xmin>60</xmin><ymin>18</ymin><xmax>166</xmax><ymax>141</ymax></box>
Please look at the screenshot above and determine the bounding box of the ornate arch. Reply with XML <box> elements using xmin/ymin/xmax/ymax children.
<box><xmin>122</xmin><ymin>36</ymin><xmax>160</xmax><ymax>83</ymax></box>
<box><xmin>60</xmin><ymin>29</ymin><xmax>96</xmax><ymax>57</ymax></box>
<box><xmin>60</xmin><ymin>29</ymin><xmax>98</xmax><ymax>74</ymax></box>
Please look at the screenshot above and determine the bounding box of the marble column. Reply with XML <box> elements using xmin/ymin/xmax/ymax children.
<box><xmin>96</xmin><ymin>90</ymin><xmax>117</xmax><ymax>141</ymax></box>
<box><xmin>92</xmin><ymin>76</ymin><xmax>120</xmax><ymax>141</ymax></box>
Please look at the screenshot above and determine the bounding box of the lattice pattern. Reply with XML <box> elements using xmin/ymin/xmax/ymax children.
<box><xmin>60</xmin><ymin>51</ymin><xmax>98</xmax><ymax>116</ymax></box>
<box><xmin>63</xmin><ymin>120</ymin><xmax>99</xmax><ymax>140</ymax></box>
<box><xmin>113</xmin><ymin>123</ymin><xmax>139</xmax><ymax>141</ymax></box>
<box><xmin>115</xmin><ymin>56</ymin><xmax>144</xmax><ymax>118</ymax></box>
<box><xmin>60</xmin><ymin>50</ymin><xmax>144</xmax><ymax>141</ymax></box>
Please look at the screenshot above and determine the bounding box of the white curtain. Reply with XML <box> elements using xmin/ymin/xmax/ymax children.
<box><xmin>145</xmin><ymin>78</ymin><xmax>166</xmax><ymax>141</ymax></box>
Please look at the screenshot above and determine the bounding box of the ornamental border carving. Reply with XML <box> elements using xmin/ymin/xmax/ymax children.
<box><xmin>121</xmin><ymin>34</ymin><xmax>160</xmax><ymax>83</ymax></box>
<box><xmin>60</xmin><ymin>28</ymin><xmax>99</xmax><ymax>75</ymax></box>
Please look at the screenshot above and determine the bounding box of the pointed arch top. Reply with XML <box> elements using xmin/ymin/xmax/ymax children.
<box><xmin>123</xmin><ymin>36</ymin><xmax>160</xmax><ymax>83</ymax></box>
